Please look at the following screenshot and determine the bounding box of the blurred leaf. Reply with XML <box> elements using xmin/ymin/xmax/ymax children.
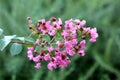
<box><xmin>10</xmin><ymin>43</ymin><xmax>23</xmax><ymax>56</ymax></box>
<box><xmin>59</xmin><ymin>68</ymin><xmax>75</xmax><ymax>80</ymax></box>
<box><xmin>32</xmin><ymin>69</ymin><xmax>44</xmax><ymax>80</ymax></box>
<box><xmin>104</xmin><ymin>38</ymin><xmax>113</xmax><ymax>62</ymax></box>
<box><xmin>81</xmin><ymin>62</ymin><xmax>99</xmax><ymax>80</ymax></box>
<box><xmin>0</xmin><ymin>35</ymin><xmax>16</xmax><ymax>51</ymax></box>
<box><xmin>93</xmin><ymin>51</ymin><xmax>120</xmax><ymax>79</ymax></box>
<box><xmin>0</xmin><ymin>28</ymin><xmax>3</xmax><ymax>35</ymax></box>
<box><xmin>101</xmin><ymin>74</ymin><xmax>110</xmax><ymax>80</ymax></box>
<box><xmin>5</xmin><ymin>57</ymin><xmax>24</xmax><ymax>74</ymax></box>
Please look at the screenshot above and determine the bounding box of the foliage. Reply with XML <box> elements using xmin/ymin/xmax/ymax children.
<box><xmin>0</xmin><ymin>0</ymin><xmax>120</xmax><ymax>80</ymax></box>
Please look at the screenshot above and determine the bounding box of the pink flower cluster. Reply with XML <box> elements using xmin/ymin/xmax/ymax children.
<box><xmin>27</xmin><ymin>17</ymin><xmax>98</xmax><ymax>70</ymax></box>
<box><xmin>37</xmin><ymin>17</ymin><xmax>62</xmax><ymax>36</ymax></box>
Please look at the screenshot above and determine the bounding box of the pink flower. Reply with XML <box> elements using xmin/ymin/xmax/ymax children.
<box><xmin>83</xmin><ymin>27</ymin><xmax>91</xmax><ymax>34</ymax></box>
<box><xmin>80</xmin><ymin>20</ymin><xmax>86</xmax><ymax>26</ymax></box>
<box><xmin>38</xmin><ymin>19</ymin><xmax>45</xmax><ymax>24</ymax></box>
<box><xmin>47</xmin><ymin>62</ymin><xmax>54</xmax><ymax>70</ymax></box>
<box><xmin>56</xmin><ymin>41</ymin><xmax>61</xmax><ymax>46</ymax></box>
<box><xmin>53</xmin><ymin>55</ymin><xmax>69</xmax><ymax>69</ymax></box>
<box><xmin>44</xmin><ymin>54</ymin><xmax>51</xmax><ymax>61</ymax></box>
<box><xmin>58</xmin><ymin>18</ymin><xmax>62</xmax><ymax>25</ymax></box>
<box><xmin>48</xmin><ymin>30</ymin><xmax>55</xmax><ymax>36</ymax></box>
<box><xmin>55</xmin><ymin>49</ymin><xmax>61</xmax><ymax>56</ymax></box>
<box><xmin>47</xmin><ymin>46</ymin><xmax>54</xmax><ymax>53</ymax></box>
<box><xmin>37</xmin><ymin>19</ymin><xmax>46</xmax><ymax>31</ymax></box>
<box><xmin>78</xmin><ymin>50</ymin><xmax>85</xmax><ymax>56</ymax></box>
<box><xmin>73</xmin><ymin>32</ymin><xmax>77</xmax><ymax>37</ymax></box>
<box><xmin>35</xmin><ymin>63</ymin><xmax>41</xmax><ymax>69</ymax></box>
<box><xmin>64</xmin><ymin>40</ymin><xmax>73</xmax><ymax>49</ymax></box>
<box><xmin>89</xmin><ymin>28</ymin><xmax>98</xmax><ymax>42</ymax></box>
<box><xmin>74</xmin><ymin>19</ymin><xmax>80</xmax><ymax>24</ymax></box>
<box><xmin>45</xmin><ymin>21</ymin><xmax>52</xmax><ymax>30</ymax></box>
<box><xmin>65</xmin><ymin>23</ymin><xmax>73</xmax><ymax>30</ymax></box>
<box><xmin>71</xmin><ymin>39</ymin><xmax>78</xmax><ymax>45</ymax></box>
<box><xmin>61</xmin><ymin>30</ymin><xmax>69</xmax><ymax>37</ymax></box>
<box><xmin>55</xmin><ymin>55</ymin><xmax>62</xmax><ymax>61</ymax></box>
<box><xmin>89</xmin><ymin>38</ymin><xmax>96</xmax><ymax>42</ymax></box>
<box><xmin>28</xmin><ymin>47</ymin><xmax>34</xmax><ymax>51</ymax></box>
<box><xmin>53</xmin><ymin>22</ymin><xmax>61</xmax><ymax>29</ymax></box>
<box><xmin>56</xmin><ymin>41</ymin><xmax>64</xmax><ymax>49</ymax></box>
<box><xmin>35</xmin><ymin>39</ymin><xmax>40</xmax><ymax>45</ymax></box>
<box><xmin>78</xmin><ymin>40</ymin><xmax>86</xmax><ymax>56</ymax></box>
<box><xmin>38</xmin><ymin>21</ymin><xmax>52</xmax><ymax>35</ymax></box>
<box><xmin>27</xmin><ymin>50</ymin><xmax>33</xmax><ymax>60</ymax></box>
<box><xmin>84</xmin><ymin>27</ymin><xmax>98</xmax><ymax>42</ymax></box>
<box><xmin>33</xmin><ymin>55</ymin><xmax>41</xmax><ymax>62</ymax></box>
<box><xmin>79</xmin><ymin>40</ymin><xmax>86</xmax><ymax>49</ymax></box>
<box><xmin>68</xmin><ymin>49</ymin><xmax>75</xmax><ymax>56</ymax></box>
<box><xmin>59</xmin><ymin>57</ymin><xmax>70</xmax><ymax>68</ymax></box>
<box><xmin>65</xmin><ymin>19</ymin><xmax>73</xmax><ymax>24</ymax></box>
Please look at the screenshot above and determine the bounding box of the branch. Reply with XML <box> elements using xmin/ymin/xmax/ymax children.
<box><xmin>11</xmin><ymin>40</ymin><xmax>34</xmax><ymax>45</ymax></box>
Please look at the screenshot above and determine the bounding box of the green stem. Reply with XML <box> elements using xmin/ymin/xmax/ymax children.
<box><xmin>49</xmin><ymin>36</ymin><xmax>55</xmax><ymax>44</ymax></box>
<box><xmin>11</xmin><ymin>40</ymin><xmax>34</xmax><ymax>45</ymax></box>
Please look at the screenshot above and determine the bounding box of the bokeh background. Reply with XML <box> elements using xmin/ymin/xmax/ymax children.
<box><xmin>0</xmin><ymin>0</ymin><xmax>120</xmax><ymax>80</ymax></box>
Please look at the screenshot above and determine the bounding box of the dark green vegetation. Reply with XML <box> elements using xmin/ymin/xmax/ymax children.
<box><xmin>0</xmin><ymin>0</ymin><xmax>120</xmax><ymax>80</ymax></box>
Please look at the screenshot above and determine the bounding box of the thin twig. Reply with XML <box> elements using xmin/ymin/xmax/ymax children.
<box><xmin>49</xmin><ymin>36</ymin><xmax>55</xmax><ymax>44</ymax></box>
<box><xmin>11</xmin><ymin>40</ymin><xmax>34</xmax><ymax>45</ymax></box>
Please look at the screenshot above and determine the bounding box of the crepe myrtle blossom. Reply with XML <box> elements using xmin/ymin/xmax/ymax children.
<box><xmin>89</xmin><ymin>28</ymin><xmax>98</xmax><ymax>42</ymax></box>
<box><xmin>47</xmin><ymin>46</ymin><xmax>54</xmax><ymax>53</ymax></box>
<box><xmin>84</xmin><ymin>27</ymin><xmax>98</xmax><ymax>42</ymax></box>
<box><xmin>26</xmin><ymin>17</ymin><xmax>98</xmax><ymax>70</ymax></box>
<box><xmin>78</xmin><ymin>40</ymin><xmax>86</xmax><ymax>56</ymax></box>
<box><xmin>44</xmin><ymin>54</ymin><xmax>51</xmax><ymax>61</ymax></box>
<box><xmin>35</xmin><ymin>63</ymin><xmax>41</xmax><ymax>69</ymax></box>
<box><xmin>27</xmin><ymin>47</ymin><xmax>34</xmax><ymax>60</ymax></box>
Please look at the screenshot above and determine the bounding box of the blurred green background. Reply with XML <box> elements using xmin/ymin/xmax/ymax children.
<box><xmin>0</xmin><ymin>0</ymin><xmax>120</xmax><ymax>80</ymax></box>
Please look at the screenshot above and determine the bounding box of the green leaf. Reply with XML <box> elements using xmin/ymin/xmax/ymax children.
<box><xmin>54</xmin><ymin>35</ymin><xmax>63</xmax><ymax>42</ymax></box>
<box><xmin>15</xmin><ymin>37</ymin><xmax>25</xmax><ymax>41</ymax></box>
<box><xmin>0</xmin><ymin>35</ymin><xmax>16</xmax><ymax>51</ymax></box>
<box><xmin>52</xmin><ymin>43</ymin><xmax>57</xmax><ymax>48</ymax></box>
<box><xmin>10</xmin><ymin>43</ymin><xmax>22</xmax><ymax>56</ymax></box>
<box><xmin>36</xmin><ymin>46</ymin><xmax>42</xmax><ymax>52</ymax></box>
<box><xmin>25</xmin><ymin>37</ymin><xmax>35</xmax><ymax>42</ymax></box>
<box><xmin>43</xmin><ymin>35</ymin><xmax>51</xmax><ymax>42</ymax></box>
